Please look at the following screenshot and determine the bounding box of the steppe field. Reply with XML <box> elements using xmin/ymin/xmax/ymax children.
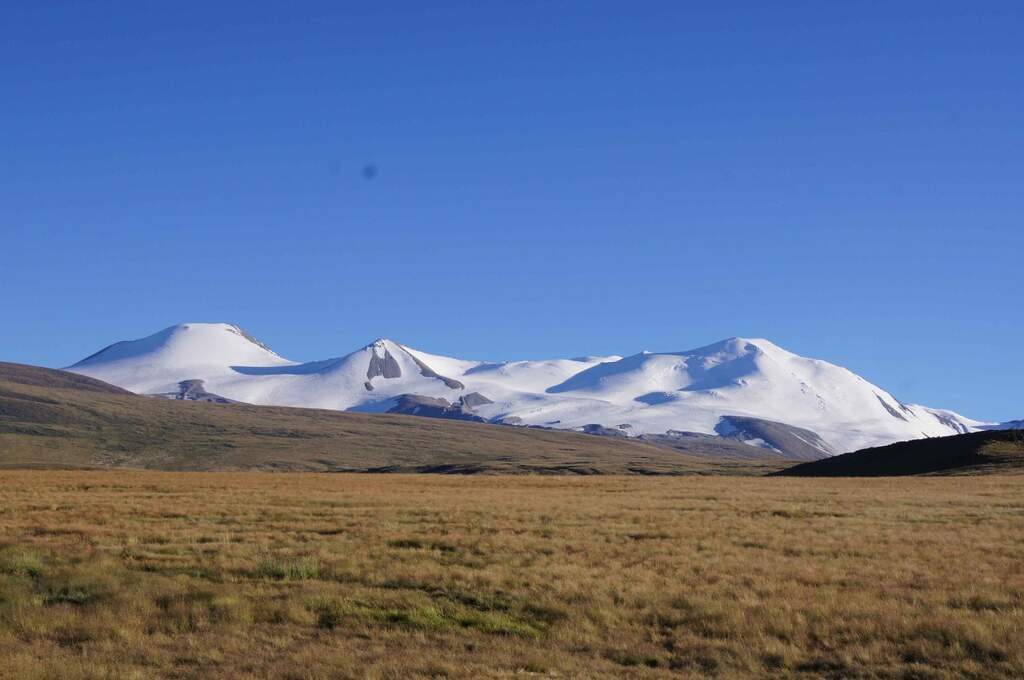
<box><xmin>0</xmin><ymin>472</ymin><xmax>1021</xmax><ymax>679</ymax></box>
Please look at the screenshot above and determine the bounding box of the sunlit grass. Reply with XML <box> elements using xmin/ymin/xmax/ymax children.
<box><xmin>0</xmin><ymin>471</ymin><xmax>1021</xmax><ymax>678</ymax></box>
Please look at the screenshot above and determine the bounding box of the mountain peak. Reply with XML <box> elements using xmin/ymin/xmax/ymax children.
<box><xmin>70</xmin><ymin>321</ymin><xmax>288</xmax><ymax>370</ymax></box>
<box><xmin>677</xmin><ymin>336</ymin><xmax>790</xmax><ymax>359</ymax></box>
<box><xmin>167</xmin><ymin>322</ymin><xmax>235</xmax><ymax>332</ymax></box>
<box><xmin>166</xmin><ymin>322</ymin><xmax>282</xmax><ymax>358</ymax></box>
<box><xmin>364</xmin><ymin>337</ymin><xmax>403</xmax><ymax>352</ymax></box>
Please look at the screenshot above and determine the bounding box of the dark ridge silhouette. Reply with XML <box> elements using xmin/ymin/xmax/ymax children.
<box><xmin>775</xmin><ymin>430</ymin><xmax>1024</xmax><ymax>477</ymax></box>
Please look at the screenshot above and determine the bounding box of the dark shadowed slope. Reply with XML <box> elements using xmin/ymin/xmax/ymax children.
<box><xmin>775</xmin><ymin>429</ymin><xmax>1024</xmax><ymax>477</ymax></box>
<box><xmin>0</xmin><ymin>362</ymin><xmax>786</xmax><ymax>474</ymax></box>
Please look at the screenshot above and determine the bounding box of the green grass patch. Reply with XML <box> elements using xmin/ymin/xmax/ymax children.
<box><xmin>308</xmin><ymin>596</ymin><xmax>543</xmax><ymax>637</ymax></box>
<box><xmin>43</xmin><ymin>585</ymin><xmax>101</xmax><ymax>606</ymax></box>
<box><xmin>255</xmin><ymin>555</ymin><xmax>321</xmax><ymax>581</ymax></box>
<box><xmin>388</xmin><ymin>538</ymin><xmax>458</xmax><ymax>553</ymax></box>
<box><xmin>0</xmin><ymin>548</ymin><xmax>46</xmax><ymax>578</ymax></box>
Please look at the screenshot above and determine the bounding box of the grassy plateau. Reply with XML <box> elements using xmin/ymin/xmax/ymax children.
<box><xmin>0</xmin><ymin>471</ymin><xmax>1021</xmax><ymax>679</ymax></box>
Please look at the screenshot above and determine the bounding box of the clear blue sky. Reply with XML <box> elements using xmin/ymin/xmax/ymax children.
<box><xmin>2</xmin><ymin>2</ymin><xmax>1021</xmax><ymax>421</ymax></box>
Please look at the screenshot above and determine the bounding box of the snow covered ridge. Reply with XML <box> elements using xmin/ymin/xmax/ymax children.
<box><xmin>68</xmin><ymin>322</ymin><xmax>1005</xmax><ymax>456</ymax></box>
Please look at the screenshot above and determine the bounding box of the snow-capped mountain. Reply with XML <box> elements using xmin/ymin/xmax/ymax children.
<box><xmin>68</xmin><ymin>323</ymin><xmax>995</xmax><ymax>456</ymax></box>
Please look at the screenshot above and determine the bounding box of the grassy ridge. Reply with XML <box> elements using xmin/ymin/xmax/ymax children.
<box><xmin>0</xmin><ymin>362</ymin><xmax>783</xmax><ymax>475</ymax></box>
<box><xmin>0</xmin><ymin>471</ymin><xmax>1021</xmax><ymax>678</ymax></box>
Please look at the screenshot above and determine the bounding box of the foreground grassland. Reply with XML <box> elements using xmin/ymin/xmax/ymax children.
<box><xmin>0</xmin><ymin>473</ymin><xmax>1022</xmax><ymax>679</ymax></box>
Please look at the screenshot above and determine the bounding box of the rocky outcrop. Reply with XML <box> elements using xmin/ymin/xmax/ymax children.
<box><xmin>386</xmin><ymin>394</ymin><xmax>485</xmax><ymax>422</ymax></box>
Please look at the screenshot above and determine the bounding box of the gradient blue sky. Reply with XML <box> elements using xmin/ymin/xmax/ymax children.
<box><xmin>2</xmin><ymin>2</ymin><xmax>1021</xmax><ymax>421</ymax></box>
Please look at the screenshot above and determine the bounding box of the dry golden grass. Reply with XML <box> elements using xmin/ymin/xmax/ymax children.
<box><xmin>0</xmin><ymin>471</ymin><xmax>1022</xmax><ymax>679</ymax></box>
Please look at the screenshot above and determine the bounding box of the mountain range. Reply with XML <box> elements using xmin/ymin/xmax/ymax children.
<box><xmin>65</xmin><ymin>323</ymin><xmax>1014</xmax><ymax>459</ymax></box>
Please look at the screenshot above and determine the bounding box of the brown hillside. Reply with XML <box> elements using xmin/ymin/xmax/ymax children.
<box><xmin>0</xmin><ymin>362</ymin><xmax>784</xmax><ymax>475</ymax></box>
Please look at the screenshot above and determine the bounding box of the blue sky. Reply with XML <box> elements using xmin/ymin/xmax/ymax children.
<box><xmin>1</xmin><ymin>2</ymin><xmax>1021</xmax><ymax>421</ymax></box>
